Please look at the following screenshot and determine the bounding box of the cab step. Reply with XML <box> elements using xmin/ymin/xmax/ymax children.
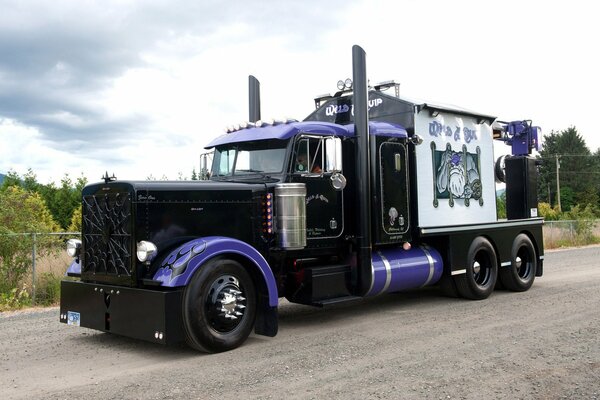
<box><xmin>312</xmin><ymin>295</ymin><xmax>362</xmax><ymax>308</ymax></box>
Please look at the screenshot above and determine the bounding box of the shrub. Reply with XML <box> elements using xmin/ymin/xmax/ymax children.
<box><xmin>538</xmin><ymin>202</ymin><xmax>561</xmax><ymax>220</ymax></box>
<box><xmin>35</xmin><ymin>272</ymin><xmax>62</xmax><ymax>306</ymax></box>
<box><xmin>0</xmin><ymin>186</ymin><xmax>59</xmax><ymax>304</ymax></box>
<box><xmin>0</xmin><ymin>285</ymin><xmax>31</xmax><ymax>311</ymax></box>
<box><xmin>563</xmin><ymin>205</ymin><xmax>598</xmax><ymax>245</ymax></box>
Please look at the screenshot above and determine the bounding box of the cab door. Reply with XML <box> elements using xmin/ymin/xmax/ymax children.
<box><xmin>291</xmin><ymin>136</ymin><xmax>344</xmax><ymax>243</ymax></box>
<box><xmin>374</xmin><ymin>137</ymin><xmax>411</xmax><ymax>244</ymax></box>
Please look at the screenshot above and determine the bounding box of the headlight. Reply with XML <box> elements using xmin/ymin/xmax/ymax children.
<box><xmin>66</xmin><ymin>239</ymin><xmax>82</xmax><ymax>258</ymax></box>
<box><xmin>136</xmin><ymin>241</ymin><xmax>157</xmax><ymax>263</ymax></box>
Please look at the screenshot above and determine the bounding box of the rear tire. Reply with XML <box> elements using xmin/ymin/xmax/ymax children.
<box><xmin>455</xmin><ymin>237</ymin><xmax>498</xmax><ymax>300</ymax></box>
<box><xmin>499</xmin><ymin>234</ymin><xmax>536</xmax><ymax>292</ymax></box>
<box><xmin>182</xmin><ymin>258</ymin><xmax>256</xmax><ymax>353</ymax></box>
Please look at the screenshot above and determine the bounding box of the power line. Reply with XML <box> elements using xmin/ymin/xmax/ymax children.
<box><xmin>558</xmin><ymin>171</ymin><xmax>600</xmax><ymax>174</ymax></box>
<box><xmin>537</xmin><ymin>154</ymin><xmax>598</xmax><ymax>159</ymax></box>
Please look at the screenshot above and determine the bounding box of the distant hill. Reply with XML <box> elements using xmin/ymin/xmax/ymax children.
<box><xmin>0</xmin><ymin>172</ymin><xmax>5</xmax><ymax>185</ymax></box>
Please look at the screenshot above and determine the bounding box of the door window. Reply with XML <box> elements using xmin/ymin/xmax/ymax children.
<box><xmin>294</xmin><ymin>136</ymin><xmax>341</xmax><ymax>174</ymax></box>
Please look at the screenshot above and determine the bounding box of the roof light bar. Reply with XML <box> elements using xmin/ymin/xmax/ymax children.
<box><xmin>374</xmin><ymin>80</ymin><xmax>400</xmax><ymax>98</ymax></box>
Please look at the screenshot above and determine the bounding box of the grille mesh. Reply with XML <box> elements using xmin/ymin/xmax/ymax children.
<box><xmin>82</xmin><ymin>192</ymin><xmax>132</xmax><ymax>279</ymax></box>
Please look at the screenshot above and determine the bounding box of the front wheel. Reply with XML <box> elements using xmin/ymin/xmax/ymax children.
<box><xmin>182</xmin><ymin>258</ymin><xmax>256</xmax><ymax>353</ymax></box>
<box><xmin>455</xmin><ymin>237</ymin><xmax>498</xmax><ymax>300</ymax></box>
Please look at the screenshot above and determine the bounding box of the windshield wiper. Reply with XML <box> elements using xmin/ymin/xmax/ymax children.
<box><xmin>235</xmin><ymin>169</ymin><xmax>265</xmax><ymax>174</ymax></box>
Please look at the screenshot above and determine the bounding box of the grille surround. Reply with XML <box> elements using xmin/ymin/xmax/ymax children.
<box><xmin>82</xmin><ymin>192</ymin><xmax>134</xmax><ymax>285</ymax></box>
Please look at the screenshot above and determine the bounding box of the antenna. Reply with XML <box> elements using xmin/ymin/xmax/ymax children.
<box><xmin>102</xmin><ymin>171</ymin><xmax>117</xmax><ymax>183</ymax></box>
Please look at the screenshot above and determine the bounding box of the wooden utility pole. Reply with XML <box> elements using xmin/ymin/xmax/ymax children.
<box><xmin>556</xmin><ymin>154</ymin><xmax>561</xmax><ymax>212</ymax></box>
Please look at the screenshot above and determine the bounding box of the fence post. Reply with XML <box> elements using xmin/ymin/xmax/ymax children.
<box><xmin>32</xmin><ymin>233</ymin><xmax>37</xmax><ymax>304</ymax></box>
<box><xmin>570</xmin><ymin>221</ymin><xmax>574</xmax><ymax>241</ymax></box>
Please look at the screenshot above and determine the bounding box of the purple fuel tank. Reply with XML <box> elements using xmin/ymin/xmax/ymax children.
<box><xmin>365</xmin><ymin>245</ymin><xmax>443</xmax><ymax>297</ymax></box>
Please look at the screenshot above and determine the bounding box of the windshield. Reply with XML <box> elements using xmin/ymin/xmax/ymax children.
<box><xmin>211</xmin><ymin>140</ymin><xmax>287</xmax><ymax>177</ymax></box>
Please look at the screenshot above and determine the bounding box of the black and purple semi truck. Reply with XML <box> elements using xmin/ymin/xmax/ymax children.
<box><xmin>60</xmin><ymin>45</ymin><xmax>544</xmax><ymax>352</ymax></box>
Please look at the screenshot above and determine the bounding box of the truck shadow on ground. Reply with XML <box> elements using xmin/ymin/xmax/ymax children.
<box><xmin>65</xmin><ymin>286</ymin><xmax>483</xmax><ymax>356</ymax></box>
<box><xmin>67</xmin><ymin>329</ymin><xmax>199</xmax><ymax>358</ymax></box>
<box><xmin>276</xmin><ymin>286</ymin><xmax>458</xmax><ymax>328</ymax></box>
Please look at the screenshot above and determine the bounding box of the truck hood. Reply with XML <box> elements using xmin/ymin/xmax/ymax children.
<box><xmin>82</xmin><ymin>180</ymin><xmax>270</xmax><ymax>203</ymax></box>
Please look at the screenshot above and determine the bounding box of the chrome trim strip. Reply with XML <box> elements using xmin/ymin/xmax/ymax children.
<box><xmin>500</xmin><ymin>261</ymin><xmax>511</xmax><ymax>267</ymax></box>
<box><xmin>451</xmin><ymin>269</ymin><xmax>467</xmax><ymax>276</ymax></box>
<box><xmin>377</xmin><ymin>250</ymin><xmax>392</xmax><ymax>295</ymax></box>
<box><xmin>366</xmin><ymin>260</ymin><xmax>375</xmax><ymax>296</ymax></box>
<box><xmin>420</xmin><ymin>219</ymin><xmax>544</xmax><ymax>236</ymax></box>
<box><xmin>421</xmin><ymin>245</ymin><xmax>436</xmax><ymax>287</ymax></box>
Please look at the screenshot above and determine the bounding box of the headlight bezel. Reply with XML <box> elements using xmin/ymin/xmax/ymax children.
<box><xmin>136</xmin><ymin>241</ymin><xmax>158</xmax><ymax>263</ymax></box>
<box><xmin>66</xmin><ymin>239</ymin><xmax>82</xmax><ymax>258</ymax></box>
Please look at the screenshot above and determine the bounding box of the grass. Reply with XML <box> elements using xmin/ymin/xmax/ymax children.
<box><xmin>543</xmin><ymin>222</ymin><xmax>600</xmax><ymax>249</ymax></box>
<box><xmin>1</xmin><ymin>241</ymin><xmax>73</xmax><ymax>311</ymax></box>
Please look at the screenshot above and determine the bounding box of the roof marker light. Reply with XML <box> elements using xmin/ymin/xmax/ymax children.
<box><xmin>344</xmin><ymin>78</ymin><xmax>353</xmax><ymax>89</ymax></box>
<box><xmin>337</xmin><ymin>80</ymin><xmax>345</xmax><ymax>90</ymax></box>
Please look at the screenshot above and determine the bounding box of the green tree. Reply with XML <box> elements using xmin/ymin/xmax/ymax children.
<box><xmin>0</xmin><ymin>170</ymin><xmax>21</xmax><ymax>190</ymax></box>
<box><xmin>559</xmin><ymin>186</ymin><xmax>576</xmax><ymax>212</ymax></box>
<box><xmin>41</xmin><ymin>174</ymin><xmax>87</xmax><ymax>230</ymax></box>
<box><xmin>0</xmin><ymin>186</ymin><xmax>59</xmax><ymax>295</ymax></box>
<box><xmin>22</xmin><ymin>168</ymin><xmax>41</xmax><ymax>192</ymax></box>
<box><xmin>537</xmin><ymin>127</ymin><xmax>596</xmax><ymax>210</ymax></box>
<box><xmin>1</xmin><ymin>170</ymin><xmax>87</xmax><ymax>231</ymax></box>
<box><xmin>538</xmin><ymin>202</ymin><xmax>561</xmax><ymax>220</ymax></box>
<box><xmin>496</xmin><ymin>192</ymin><xmax>506</xmax><ymax>219</ymax></box>
<box><xmin>68</xmin><ymin>207</ymin><xmax>82</xmax><ymax>232</ymax></box>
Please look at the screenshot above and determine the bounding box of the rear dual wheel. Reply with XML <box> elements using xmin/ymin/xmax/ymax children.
<box><xmin>455</xmin><ymin>237</ymin><xmax>498</xmax><ymax>300</ymax></box>
<box><xmin>499</xmin><ymin>234</ymin><xmax>537</xmax><ymax>292</ymax></box>
<box><xmin>182</xmin><ymin>258</ymin><xmax>256</xmax><ymax>353</ymax></box>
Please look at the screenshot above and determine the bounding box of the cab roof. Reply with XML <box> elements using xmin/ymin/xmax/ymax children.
<box><xmin>205</xmin><ymin>121</ymin><xmax>407</xmax><ymax>148</ymax></box>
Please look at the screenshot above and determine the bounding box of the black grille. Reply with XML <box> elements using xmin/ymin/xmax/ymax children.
<box><xmin>82</xmin><ymin>192</ymin><xmax>133</xmax><ymax>282</ymax></box>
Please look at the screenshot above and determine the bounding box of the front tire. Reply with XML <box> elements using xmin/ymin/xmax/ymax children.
<box><xmin>182</xmin><ymin>258</ymin><xmax>256</xmax><ymax>353</ymax></box>
<box><xmin>499</xmin><ymin>234</ymin><xmax>536</xmax><ymax>292</ymax></box>
<box><xmin>455</xmin><ymin>237</ymin><xmax>498</xmax><ymax>300</ymax></box>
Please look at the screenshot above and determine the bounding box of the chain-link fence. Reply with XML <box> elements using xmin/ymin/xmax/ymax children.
<box><xmin>0</xmin><ymin>232</ymin><xmax>79</xmax><ymax>306</ymax></box>
<box><xmin>543</xmin><ymin>220</ymin><xmax>599</xmax><ymax>248</ymax></box>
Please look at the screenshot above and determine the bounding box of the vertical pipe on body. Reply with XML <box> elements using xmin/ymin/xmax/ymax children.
<box><xmin>249</xmin><ymin>75</ymin><xmax>261</xmax><ymax>123</ymax></box>
<box><xmin>352</xmin><ymin>45</ymin><xmax>373</xmax><ymax>295</ymax></box>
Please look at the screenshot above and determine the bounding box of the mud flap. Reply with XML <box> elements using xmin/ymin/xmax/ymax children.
<box><xmin>254</xmin><ymin>293</ymin><xmax>278</xmax><ymax>337</ymax></box>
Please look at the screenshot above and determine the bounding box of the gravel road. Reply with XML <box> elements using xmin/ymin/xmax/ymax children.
<box><xmin>1</xmin><ymin>246</ymin><xmax>599</xmax><ymax>400</ymax></box>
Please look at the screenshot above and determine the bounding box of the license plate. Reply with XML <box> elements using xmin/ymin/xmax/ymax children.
<box><xmin>67</xmin><ymin>311</ymin><xmax>81</xmax><ymax>327</ymax></box>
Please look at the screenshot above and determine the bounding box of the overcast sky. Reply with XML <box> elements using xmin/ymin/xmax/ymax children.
<box><xmin>0</xmin><ymin>0</ymin><xmax>598</xmax><ymax>184</ymax></box>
